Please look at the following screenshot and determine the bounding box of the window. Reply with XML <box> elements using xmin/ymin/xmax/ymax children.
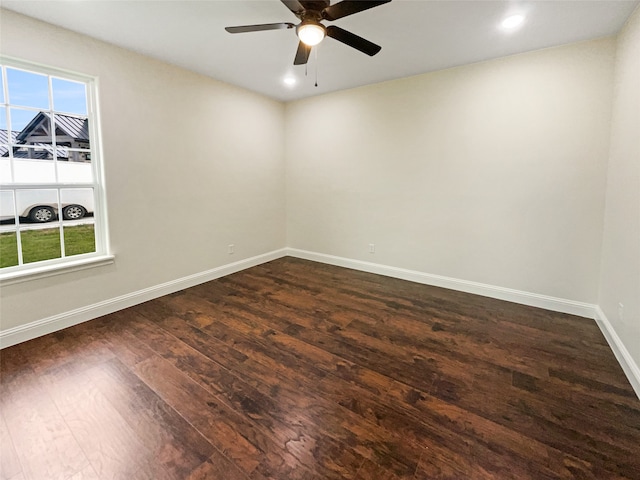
<box><xmin>0</xmin><ymin>57</ymin><xmax>111</xmax><ymax>283</ymax></box>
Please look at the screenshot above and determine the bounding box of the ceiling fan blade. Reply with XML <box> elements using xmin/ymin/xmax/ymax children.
<box><xmin>326</xmin><ymin>25</ymin><xmax>382</xmax><ymax>56</ymax></box>
<box><xmin>281</xmin><ymin>0</ymin><xmax>306</xmax><ymax>15</ymax></box>
<box><xmin>294</xmin><ymin>41</ymin><xmax>312</xmax><ymax>65</ymax></box>
<box><xmin>322</xmin><ymin>0</ymin><xmax>391</xmax><ymax>21</ymax></box>
<box><xmin>225</xmin><ymin>22</ymin><xmax>294</xmax><ymax>34</ymax></box>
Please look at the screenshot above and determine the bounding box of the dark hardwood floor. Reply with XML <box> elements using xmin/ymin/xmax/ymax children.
<box><xmin>1</xmin><ymin>257</ymin><xmax>639</xmax><ymax>479</ymax></box>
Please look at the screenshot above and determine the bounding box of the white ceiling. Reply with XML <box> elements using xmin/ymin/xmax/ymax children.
<box><xmin>3</xmin><ymin>0</ymin><xmax>638</xmax><ymax>102</ymax></box>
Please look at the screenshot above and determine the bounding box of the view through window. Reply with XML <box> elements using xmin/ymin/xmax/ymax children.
<box><xmin>0</xmin><ymin>58</ymin><xmax>108</xmax><ymax>278</ymax></box>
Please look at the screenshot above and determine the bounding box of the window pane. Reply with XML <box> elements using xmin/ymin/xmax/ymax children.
<box><xmin>0</xmin><ymin>231</ymin><xmax>18</xmax><ymax>268</ymax></box>
<box><xmin>0</xmin><ymin>190</ymin><xmax>16</xmax><ymax>223</ymax></box>
<box><xmin>12</xmin><ymin>108</ymin><xmax>51</xmax><ymax>144</ymax></box>
<box><xmin>6</xmin><ymin>68</ymin><xmax>49</xmax><ymax>110</ymax></box>
<box><xmin>53</xmin><ymin>114</ymin><xmax>89</xmax><ymax>150</ymax></box>
<box><xmin>13</xmin><ymin>156</ymin><xmax>56</xmax><ymax>184</ymax></box>
<box><xmin>60</xmin><ymin>188</ymin><xmax>94</xmax><ymax>221</ymax></box>
<box><xmin>0</xmin><ymin>70</ymin><xmax>4</xmax><ymax>104</ymax></box>
<box><xmin>12</xmin><ymin>144</ymin><xmax>54</xmax><ymax>160</ymax></box>
<box><xmin>16</xmin><ymin>189</ymin><xmax>58</xmax><ymax>224</ymax></box>
<box><xmin>52</xmin><ymin>78</ymin><xmax>87</xmax><ymax>115</ymax></box>
<box><xmin>0</xmin><ymin>159</ymin><xmax>10</xmax><ymax>183</ymax></box>
<box><xmin>62</xmin><ymin>148</ymin><xmax>91</xmax><ymax>163</ymax></box>
<box><xmin>21</xmin><ymin>227</ymin><xmax>61</xmax><ymax>264</ymax></box>
<box><xmin>64</xmin><ymin>223</ymin><xmax>95</xmax><ymax>256</ymax></box>
<box><xmin>57</xmin><ymin>157</ymin><xmax>93</xmax><ymax>183</ymax></box>
<box><xmin>0</xmin><ymin>107</ymin><xmax>8</xmax><ymax>183</ymax></box>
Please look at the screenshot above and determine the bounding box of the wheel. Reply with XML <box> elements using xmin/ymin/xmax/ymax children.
<box><xmin>28</xmin><ymin>206</ymin><xmax>55</xmax><ymax>223</ymax></box>
<box><xmin>62</xmin><ymin>204</ymin><xmax>86</xmax><ymax>220</ymax></box>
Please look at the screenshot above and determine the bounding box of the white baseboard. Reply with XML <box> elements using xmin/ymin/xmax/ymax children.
<box><xmin>0</xmin><ymin>248</ymin><xmax>288</xmax><ymax>349</ymax></box>
<box><xmin>594</xmin><ymin>307</ymin><xmax>640</xmax><ymax>399</ymax></box>
<box><xmin>286</xmin><ymin>248</ymin><xmax>597</xmax><ymax>318</ymax></box>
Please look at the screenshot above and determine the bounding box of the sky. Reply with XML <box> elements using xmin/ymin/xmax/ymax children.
<box><xmin>1</xmin><ymin>66</ymin><xmax>87</xmax><ymax>132</ymax></box>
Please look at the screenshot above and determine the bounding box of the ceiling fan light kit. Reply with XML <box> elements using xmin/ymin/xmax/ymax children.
<box><xmin>297</xmin><ymin>21</ymin><xmax>326</xmax><ymax>46</ymax></box>
<box><xmin>225</xmin><ymin>0</ymin><xmax>391</xmax><ymax>65</ymax></box>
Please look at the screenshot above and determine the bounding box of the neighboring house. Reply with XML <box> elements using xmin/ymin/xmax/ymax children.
<box><xmin>0</xmin><ymin>129</ymin><xmax>18</xmax><ymax>157</ymax></box>
<box><xmin>1</xmin><ymin>111</ymin><xmax>90</xmax><ymax>162</ymax></box>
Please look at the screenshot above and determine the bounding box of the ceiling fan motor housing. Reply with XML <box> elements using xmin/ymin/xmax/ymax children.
<box><xmin>297</xmin><ymin>0</ymin><xmax>331</xmax><ymax>17</ymax></box>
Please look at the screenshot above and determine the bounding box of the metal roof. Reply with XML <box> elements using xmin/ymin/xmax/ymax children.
<box><xmin>53</xmin><ymin>113</ymin><xmax>89</xmax><ymax>141</ymax></box>
<box><xmin>0</xmin><ymin>130</ymin><xmax>19</xmax><ymax>156</ymax></box>
<box><xmin>16</xmin><ymin>112</ymin><xmax>89</xmax><ymax>143</ymax></box>
<box><xmin>0</xmin><ymin>129</ymin><xmax>19</xmax><ymax>144</ymax></box>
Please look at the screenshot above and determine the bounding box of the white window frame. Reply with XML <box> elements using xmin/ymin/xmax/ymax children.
<box><xmin>0</xmin><ymin>56</ymin><xmax>112</xmax><ymax>285</ymax></box>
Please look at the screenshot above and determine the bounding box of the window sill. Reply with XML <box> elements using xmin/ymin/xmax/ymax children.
<box><xmin>0</xmin><ymin>254</ymin><xmax>115</xmax><ymax>286</ymax></box>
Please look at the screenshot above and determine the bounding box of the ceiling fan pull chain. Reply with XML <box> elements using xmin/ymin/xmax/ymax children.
<box><xmin>315</xmin><ymin>46</ymin><xmax>319</xmax><ymax>87</ymax></box>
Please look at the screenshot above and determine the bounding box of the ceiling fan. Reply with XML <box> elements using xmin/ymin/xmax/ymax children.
<box><xmin>225</xmin><ymin>0</ymin><xmax>391</xmax><ymax>65</ymax></box>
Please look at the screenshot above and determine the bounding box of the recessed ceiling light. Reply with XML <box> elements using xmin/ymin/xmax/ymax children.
<box><xmin>283</xmin><ymin>76</ymin><xmax>296</xmax><ymax>86</ymax></box>
<box><xmin>501</xmin><ymin>14</ymin><xmax>525</xmax><ymax>30</ymax></box>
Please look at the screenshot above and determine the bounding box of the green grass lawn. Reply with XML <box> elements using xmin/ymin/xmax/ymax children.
<box><xmin>0</xmin><ymin>224</ymin><xmax>95</xmax><ymax>268</ymax></box>
<box><xmin>64</xmin><ymin>224</ymin><xmax>96</xmax><ymax>256</ymax></box>
<box><xmin>0</xmin><ymin>232</ymin><xmax>19</xmax><ymax>268</ymax></box>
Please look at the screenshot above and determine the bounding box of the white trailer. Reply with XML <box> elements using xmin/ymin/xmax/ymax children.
<box><xmin>0</xmin><ymin>160</ymin><xmax>94</xmax><ymax>222</ymax></box>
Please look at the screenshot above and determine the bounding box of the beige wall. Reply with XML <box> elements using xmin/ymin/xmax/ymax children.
<box><xmin>286</xmin><ymin>38</ymin><xmax>615</xmax><ymax>302</ymax></box>
<box><xmin>0</xmin><ymin>10</ymin><xmax>286</xmax><ymax>330</ymax></box>
<box><xmin>599</xmin><ymin>7</ymin><xmax>640</xmax><ymax>365</ymax></box>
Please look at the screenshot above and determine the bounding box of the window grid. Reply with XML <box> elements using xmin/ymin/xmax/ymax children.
<box><xmin>0</xmin><ymin>57</ymin><xmax>108</xmax><ymax>278</ymax></box>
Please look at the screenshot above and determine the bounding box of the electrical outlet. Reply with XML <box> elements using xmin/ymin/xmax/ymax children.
<box><xmin>618</xmin><ymin>303</ymin><xmax>624</xmax><ymax>322</ymax></box>
<box><xmin>369</xmin><ymin>243</ymin><xmax>375</xmax><ymax>254</ymax></box>
<box><xmin>228</xmin><ymin>244</ymin><xmax>234</xmax><ymax>254</ymax></box>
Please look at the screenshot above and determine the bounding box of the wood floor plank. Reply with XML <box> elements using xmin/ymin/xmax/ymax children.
<box><xmin>129</xmin><ymin>315</ymin><xmax>362</xmax><ymax>478</ymax></box>
<box><xmin>154</xmin><ymin>305</ymin><xmax>492</xmax><ymax>477</ymax></box>
<box><xmin>355</xmin><ymin>459</ymin><xmax>403</xmax><ymax>480</ymax></box>
<box><xmin>147</xmin><ymin>291</ymin><xmax>629</xmax><ymax>479</ymax></box>
<box><xmin>2</xmin><ymin>257</ymin><xmax>639</xmax><ymax>479</ymax></box>
<box><xmin>37</xmin><ymin>361</ymin><xmax>173</xmax><ymax>480</ymax></box>
<box><xmin>133</xmin><ymin>354</ymin><xmax>285</xmax><ymax>476</ymax></box>
<box><xmin>67</xmin><ymin>464</ymin><xmax>101</xmax><ymax>480</ymax></box>
<box><xmin>155</xmin><ymin>291</ymin><xmax>394</xmax><ymax>395</ymax></box>
<box><xmin>132</xmin><ymin>313</ymin><xmax>372</xmax><ymax>479</ymax></box>
<box><xmin>225</xmin><ymin>319</ymin><xmax>571</xmax><ymax>478</ymax></box>
<box><xmin>186</xmin><ymin>450</ymin><xmax>249</xmax><ymax>480</ymax></box>
<box><xmin>0</xmin><ymin>410</ymin><xmax>22</xmax><ymax>480</ymax></box>
<box><xmin>89</xmin><ymin>312</ymin><xmax>159</xmax><ymax>368</ymax></box>
<box><xmin>86</xmin><ymin>358</ymin><xmax>215</xmax><ymax>477</ymax></box>
<box><xmin>146</xmin><ymin>311</ymin><xmax>423</xmax><ymax>477</ymax></box>
<box><xmin>15</xmin><ymin>330</ymin><xmax>115</xmax><ymax>376</ymax></box>
<box><xmin>1</xmin><ymin>366</ymin><xmax>90</xmax><ymax>480</ymax></box>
